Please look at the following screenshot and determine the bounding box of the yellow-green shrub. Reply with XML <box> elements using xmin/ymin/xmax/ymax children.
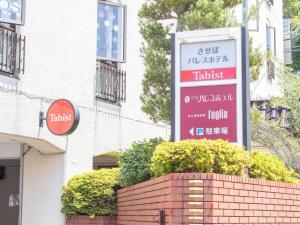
<box><xmin>249</xmin><ymin>150</ymin><xmax>300</xmax><ymax>184</ymax></box>
<box><xmin>151</xmin><ymin>139</ymin><xmax>251</xmax><ymax>177</ymax></box>
<box><xmin>151</xmin><ymin>140</ymin><xmax>214</xmax><ymax>177</ymax></box>
<box><xmin>61</xmin><ymin>168</ymin><xmax>119</xmax><ymax>217</ymax></box>
<box><xmin>208</xmin><ymin>140</ymin><xmax>252</xmax><ymax>176</ymax></box>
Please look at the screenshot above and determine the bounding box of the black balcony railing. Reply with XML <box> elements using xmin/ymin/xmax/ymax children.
<box><xmin>96</xmin><ymin>62</ymin><xmax>126</xmax><ymax>103</ymax></box>
<box><xmin>251</xmin><ymin>100</ymin><xmax>290</xmax><ymax>125</ymax></box>
<box><xmin>0</xmin><ymin>26</ymin><xmax>25</xmax><ymax>77</ymax></box>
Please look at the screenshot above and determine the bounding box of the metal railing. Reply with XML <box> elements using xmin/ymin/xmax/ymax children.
<box><xmin>96</xmin><ymin>61</ymin><xmax>126</xmax><ymax>103</ymax></box>
<box><xmin>251</xmin><ymin>100</ymin><xmax>290</xmax><ymax>124</ymax></box>
<box><xmin>0</xmin><ymin>26</ymin><xmax>25</xmax><ymax>78</ymax></box>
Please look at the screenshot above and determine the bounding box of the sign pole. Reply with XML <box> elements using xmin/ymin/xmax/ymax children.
<box><xmin>242</xmin><ymin>0</ymin><xmax>251</xmax><ymax>151</ymax></box>
<box><xmin>171</xmin><ymin>33</ymin><xmax>176</xmax><ymax>142</ymax></box>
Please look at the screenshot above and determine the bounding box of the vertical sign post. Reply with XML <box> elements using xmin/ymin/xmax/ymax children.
<box><xmin>172</xmin><ymin>28</ymin><xmax>245</xmax><ymax>147</ymax></box>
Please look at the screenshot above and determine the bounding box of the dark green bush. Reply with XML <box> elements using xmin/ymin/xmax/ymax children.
<box><xmin>249</xmin><ymin>150</ymin><xmax>300</xmax><ymax>184</ymax></box>
<box><xmin>118</xmin><ymin>138</ymin><xmax>163</xmax><ymax>187</ymax></box>
<box><xmin>61</xmin><ymin>168</ymin><xmax>119</xmax><ymax>217</ymax></box>
<box><xmin>151</xmin><ymin>139</ymin><xmax>251</xmax><ymax>177</ymax></box>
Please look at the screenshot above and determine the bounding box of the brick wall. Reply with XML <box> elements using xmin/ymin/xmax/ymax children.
<box><xmin>117</xmin><ymin>173</ymin><xmax>300</xmax><ymax>225</ymax></box>
<box><xmin>66</xmin><ymin>215</ymin><xmax>116</xmax><ymax>225</ymax></box>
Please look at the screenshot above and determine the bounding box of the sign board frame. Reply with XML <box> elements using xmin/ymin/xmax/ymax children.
<box><xmin>0</xmin><ymin>0</ymin><xmax>26</xmax><ymax>25</ymax></box>
<box><xmin>171</xmin><ymin>28</ymin><xmax>245</xmax><ymax>147</ymax></box>
<box><xmin>46</xmin><ymin>99</ymin><xmax>80</xmax><ymax>136</ymax></box>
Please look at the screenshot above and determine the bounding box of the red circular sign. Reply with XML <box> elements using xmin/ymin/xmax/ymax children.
<box><xmin>46</xmin><ymin>99</ymin><xmax>80</xmax><ymax>136</ymax></box>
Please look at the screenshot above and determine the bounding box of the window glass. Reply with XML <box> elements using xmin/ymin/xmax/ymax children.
<box><xmin>97</xmin><ymin>2</ymin><xmax>125</xmax><ymax>62</ymax></box>
<box><xmin>266</xmin><ymin>26</ymin><xmax>276</xmax><ymax>55</ymax></box>
<box><xmin>0</xmin><ymin>0</ymin><xmax>24</xmax><ymax>24</ymax></box>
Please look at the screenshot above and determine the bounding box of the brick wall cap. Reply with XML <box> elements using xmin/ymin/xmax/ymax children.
<box><xmin>118</xmin><ymin>173</ymin><xmax>300</xmax><ymax>194</ymax></box>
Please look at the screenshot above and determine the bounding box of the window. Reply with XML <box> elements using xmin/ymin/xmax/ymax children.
<box><xmin>0</xmin><ymin>0</ymin><xmax>25</xmax><ymax>25</ymax></box>
<box><xmin>266</xmin><ymin>26</ymin><xmax>276</xmax><ymax>55</ymax></box>
<box><xmin>266</xmin><ymin>25</ymin><xmax>276</xmax><ymax>80</ymax></box>
<box><xmin>97</xmin><ymin>1</ymin><xmax>126</xmax><ymax>62</ymax></box>
<box><xmin>0</xmin><ymin>24</ymin><xmax>25</xmax><ymax>77</ymax></box>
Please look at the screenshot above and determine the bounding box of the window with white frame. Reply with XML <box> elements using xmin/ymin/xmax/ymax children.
<box><xmin>97</xmin><ymin>1</ymin><xmax>126</xmax><ymax>62</ymax></box>
<box><xmin>266</xmin><ymin>25</ymin><xmax>276</xmax><ymax>80</ymax></box>
<box><xmin>266</xmin><ymin>26</ymin><xmax>276</xmax><ymax>55</ymax></box>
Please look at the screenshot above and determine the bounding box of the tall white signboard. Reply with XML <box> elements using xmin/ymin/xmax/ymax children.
<box><xmin>172</xmin><ymin>28</ymin><xmax>245</xmax><ymax>147</ymax></box>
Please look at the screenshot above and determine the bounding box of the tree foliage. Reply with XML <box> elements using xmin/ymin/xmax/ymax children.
<box><xmin>250</xmin><ymin>150</ymin><xmax>300</xmax><ymax>183</ymax></box>
<box><xmin>283</xmin><ymin>0</ymin><xmax>300</xmax><ymax>70</ymax></box>
<box><xmin>272</xmin><ymin>66</ymin><xmax>300</xmax><ymax>137</ymax></box>
<box><xmin>138</xmin><ymin>0</ymin><xmax>267</xmax><ymax>124</ymax></box>
<box><xmin>118</xmin><ymin>138</ymin><xmax>163</xmax><ymax>187</ymax></box>
<box><xmin>250</xmin><ymin>63</ymin><xmax>300</xmax><ymax>172</ymax></box>
<box><xmin>249</xmin><ymin>38</ymin><xmax>265</xmax><ymax>81</ymax></box>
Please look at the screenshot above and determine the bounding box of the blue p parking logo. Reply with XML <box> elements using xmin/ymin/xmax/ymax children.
<box><xmin>196</xmin><ymin>128</ymin><xmax>204</xmax><ymax>136</ymax></box>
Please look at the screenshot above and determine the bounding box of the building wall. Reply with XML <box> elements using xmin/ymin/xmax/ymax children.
<box><xmin>0</xmin><ymin>0</ymin><xmax>169</xmax><ymax>225</ymax></box>
<box><xmin>22</xmin><ymin>150</ymin><xmax>65</xmax><ymax>225</ymax></box>
<box><xmin>249</xmin><ymin>0</ymin><xmax>284</xmax><ymax>99</ymax></box>
<box><xmin>0</xmin><ymin>143</ymin><xmax>21</xmax><ymax>159</ymax></box>
<box><xmin>234</xmin><ymin>1</ymin><xmax>284</xmax><ymax>99</ymax></box>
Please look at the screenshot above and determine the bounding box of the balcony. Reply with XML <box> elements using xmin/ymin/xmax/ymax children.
<box><xmin>96</xmin><ymin>61</ymin><xmax>126</xmax><ymax>103</ymax></box>
<box><xmin>251</xmin><ymin>100</ymin><xmax>289</xmax><ymax>124</ymax></box>
<box><xmin>0</xmin><ymin>25</ymin><xmax>25</xmax><ymax>78</ymax></box>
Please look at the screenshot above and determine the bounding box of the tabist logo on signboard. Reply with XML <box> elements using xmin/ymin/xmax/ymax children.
<box><xmin>45</xmin><ymin>99</ymin><xmax>80</xmax><ymax>136</ymax></box>
<box><xmin>180</xmin><ymin>40</ymin><xmax>236</xmax><ymax>82</ymax></box>
<box><xmin>172</xmin><ymin>28</ymin><xmax>244</xmax><ymax>146</ymax></box>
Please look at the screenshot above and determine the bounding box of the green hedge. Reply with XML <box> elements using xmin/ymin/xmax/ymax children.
<box><xmin>151</xmin><ymin>139</ymin><xmax>251</xmax><ymax>177</ymax></box>
<box><xmin>151</xmin><ymin>140</ymin><xmax>300</xmax><ymax>184</ymax></box>
<box><xmin>249</xmin><ymin>150</ymin><xmax>300</xmax><ymax>184</ymax></box>
<box><xmin>61</xmin><ymin>168</ymin><xmax>119</xmax><ymax>217</ymax></box>
<box><xmin>118</xmin><ymin>138</ymin><xmax>162</xmax><ymax>187</ymax></box>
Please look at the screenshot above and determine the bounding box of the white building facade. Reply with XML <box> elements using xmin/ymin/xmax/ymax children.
<box><xmin>0</xmin><ymin>1</ymin><xmax>169</xmax><ymax>225</ymax></box>
<box><xmin>246</xmin><ymin>0</ymin><xmax>284</xmax><ymax>99</ymax></box>
<box><xmin>0</xmin><ymin>1</ymin><xmax>284</xmax><ymax>225</ymax></box>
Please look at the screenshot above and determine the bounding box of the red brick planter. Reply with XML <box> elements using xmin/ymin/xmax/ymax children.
<box><xmin>117</xmin><ymin>173</ymin><xmax>300</xmax><ymax>225</ymax></box>
<box><xmin>66</xmin><ymin>215</ymin><xmax>116</xmax><ymax>225</ymax></box>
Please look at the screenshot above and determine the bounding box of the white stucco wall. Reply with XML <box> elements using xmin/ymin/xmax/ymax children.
<box><xmin>249</xmin><ymin>0</ymin><xmax>284</xmax><ymax>99</ymax></box>
<box><xmin>0</xmin><ymin>0</ymin><xmax>169</xmax><ymax>225</ymax></box>
<box><xmin>234</xmin><ymin>1</ymin><xmax>284</xmax><ymax>99</ymax></box>
<box><xmin>0</xmin><ymin>143</ymin><xmax>21</xmax><ymax>159</ymax></box>
<box><xmin>22</xmin><ymin>150</ymin><xmax>65</xmax><ymax>225</ymax></box>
